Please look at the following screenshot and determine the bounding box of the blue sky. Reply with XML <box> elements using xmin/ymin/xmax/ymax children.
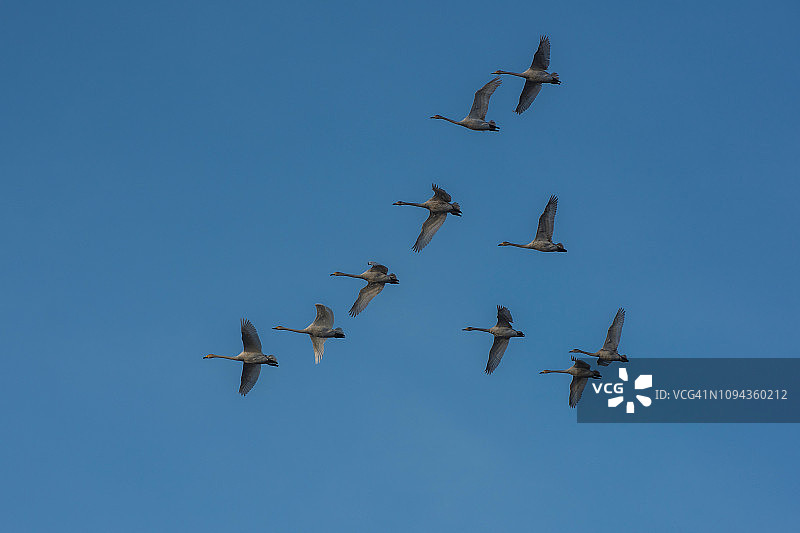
<box><xmin>1</xmin><ymin>0</ymin><xmax>799</xmax><ymax>530</ymax></box>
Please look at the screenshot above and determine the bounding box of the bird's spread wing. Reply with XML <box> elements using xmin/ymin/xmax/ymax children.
<box><xmin>367</xmin><ymin>262</ymin><xmax>389</xmax><ymax>274</ymax></box>
<box><xmin>569</xmin><ymin>376</ymin><xmax>588</xmax><ymax>408</ymax></box>
<box><xmin>531</xmin><ymin>35</ymin><xmax>551</xmax><ymax>70</ymax></box>
<box><xmin>485</xmin><ymin>337</ymin><xmax>510</xmax><ymax>374</ymax></box>
<box><xmin>495</xmin><ymin>305</ymin><xmax>513</xmax><ymax>328</ymax></box>
<box><xmin>431</xmin><ymin>184</ymin><xmax>452</xmax><ymax>202</ymax></box>
<box><xmin>239</xmin><ymin>363</ymin><xmax>261</xmax><ymax>396</ymax></box>
<box><xmin>310</xmin><ymin>304</ymin><xmax>334</xmax><ymax>329</ymax></box>
<box><xmin>535</xmin><ymin>195</ymin><xmax>558</xmax><ymax>242</ymax></box>
<box><xmin>413</xmin><ymin>212</ymin><xmax>447</xmax><ymax>252</ymax></box>
<box><xmin>571</xmin><ymin>357</ymin><xmax>591</xmax><ymax>370</ymax></box>
<box><xmin>350</xmin><ymin>282</ymin><xmax>385</xmax><ymax>317</ymax></box>
<box><xmin>468</xmin><ymin>77</ymin><xmax>501</xmax><ymax>120</ymax></box>
<box><xmin>241</xmin><ymin>318</ymin><xmax>262</xmax><ymax>353</ymax></box>
<box><xmin>311</xmin><ymin>336</ymin><xmax>326</xmax><ymax>364</ymax></box>
<box><xmin>603</xmin><ymin>308</ymin><xmax>625</xmax><ymax>351</ymax></box>
<box><xmin>514</xmin><ymin>81</ymin><xmax>542</xmax><ymax>114</ymax></box>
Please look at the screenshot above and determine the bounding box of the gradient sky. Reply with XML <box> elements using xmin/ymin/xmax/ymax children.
<box><xmin>2</xmin><ymin>1</ymin><xmax>799</xmax><ymax>531</ymax></box>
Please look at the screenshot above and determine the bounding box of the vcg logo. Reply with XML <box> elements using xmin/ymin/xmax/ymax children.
<box><xmin>591</xmin><ymin>368</ymin><xmax>653</xmax><ymax>414</ymax></box>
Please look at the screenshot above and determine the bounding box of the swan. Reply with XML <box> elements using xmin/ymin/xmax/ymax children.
<box><xmin>463</xmin><ymin>305</ymin><xmax>525</xmax><ymax>374</ymax></box>
<box><xmin>569</xmin><ymin>308</ymin><xmax>628</xmax><ymax>366</ymax></box>
<box><xmin>204</xmin><ymin>318</ymin><xmax>278</xmax><ymax>396</ymax></box>
<box><xmin>498</xmin><ymin>195</ymin><xmax>566</xmax><ymax>252</ymax></box>
<box><xmin>330</xmin><ymin>262</ymin><xmax>399</xmax><ymax>317</ymax></box>
<box><xmin>393</xmin><ymin>184</ymin><xmax>461</xmax><ymax>252</ymax></box>
<box><xmin>540</xmin><ymin>357</ymin><xmax>601</xmax><ymax>407</ymax></box>
<box><xmin>430</xmin><ymin>77</ymin><xmax>502</xmax><ymax>131</ymax></box>
<box><xmin>493</xmin><ymin>35</ymin><xmax>561</xmax><ymax>114</ymax></box>
<box><xmin>273</xmin><ymin>304</ymin><xmax>345</xmax><ymax>364</ymax></box>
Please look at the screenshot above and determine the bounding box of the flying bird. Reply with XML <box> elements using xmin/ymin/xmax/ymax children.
<box><xmin>498</xmin><ymin>195</ymin><xmax>566</xmax><ymax>252</ymax></box>
<box><xmin>273</xmin><ymin>304</ymin><xmax>345</xmax><ymax>364</ymax></box>
<box><xmin>570</xmin><ymin>308</ymin><xmax>628</xmax><ymax>366</ymax></box>
<box><xmin>540</xmin><ymin>357</ymin><xmax>602</xmax><ymax>407</ymax></box>
<box><xmin>463</xmin><ymin>305</ymin><xmax>525</xmax><ymax>374</ymax></box>
<box><xmin>204</xmin><ymin>318</ymin><xmax>279</xmax><ymax>396</ymax></box>
<box><xmin>430</xmin><ymin>77</ymin><xmax>502</xmax><ymax>131</ymax></box>
<box><xmin>330</xmin><ymin>262</ymin><xmax>399</xmax><ymax>317</ymax></box>
<box><xmin>493</xmin><ymin>35</ymin><xmax>561</xmax><ymax>114</ymax></box>
<box><xmin>394</xmin><ymin>184</ymin><xmax>462</xmax><ymax>252</ymax></box>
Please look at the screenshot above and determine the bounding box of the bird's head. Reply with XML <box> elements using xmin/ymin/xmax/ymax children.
<box><xmin>430</xmin><ymin>114</ymin><xmax>444</xmax><ymax>120</ymax></box>
<box><xmin>392</xmin><ymin>201</ymin><xmax>404</xmax><ymax>206</ymax></box>
<box><xmin>387</xmin><ymin>273</ymin><xmax>399</xmax><ymax>284</ymax></box>
<box><xmin>568</xmin><ymin>349</ymin><xmax>580</xmax><ymax>353</ymax></box>
<box><xmin>516</xmin><ymin>331</ymin><xmax>525</xmax><ymax>337</ymax></box>
<box><xmin>333</xmin><ymin>327</ymin><xmax>346</xmax><ymax>338</ymax></box>
<box><xmin>619</xmin><ymin>354</ymin><xmax>628</xmax><ymax>362</ymax></box>
<box><xmin>556</xmin><ymin>243</ymin><xmax>567</xmax><ymax>252</ymax></box>
<box><xmin>491</xmin><ymin>70</ymin><xmax>504</xmax><ymax>75</ymax></box>
<box><xmin>330</xmin><ymin>272</ymin><xmax>344</xmax><ymax>277</ymax></box>
<box><xmin>266</xmin><ymin>355</ymin><xmax>279</xmax><ymax>367</ymax></box>
<box><xmin>498</xmin><ymin>241</ymin><xmax>511</xmax><ymax>246</ymax></box>
<box><xmin>592</xmin><ymin>371</ymin><xmax>602</xmax><ymax>379</ymax></box>
<box><xmin>451</xmin><ymin>202</ymin><xmax>462</xmax><ymax>216</ymax></box>
<box><xmin>203</xmin><ymin>354</ymin><xmax>215</xmax><ymax>359</ymax></box>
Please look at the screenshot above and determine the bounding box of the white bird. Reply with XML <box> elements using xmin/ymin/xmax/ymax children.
<box><xmin>331</xmin><ymin>262</ymin><xmax>399</xmax><ymax>317</ymax></box>
<box><xmin>430</xmin><ymin>77</ymin><xmax>502</xmax><ymax>131</ymax></box>
<box><xmin>463</xmin><ymin>305</ymin><xmax>525</xmax><ymax>374</ymax></box>
<box><xmin>204</xmin><ymin>318</ymin><xmax>279</xmax><ymax>396</ymax></box>
<box><xmin>394</xmin><ymin>184</ymin><xmax>462</xmax><ymax>252</ymax></box>
<box><xmin>570</xmin><ymin>308</ymin><xmax>629</xmax><ymax>366</ymax></box>
<box><xmin>540</xmin><ymin>357</ymin><xmax>602</xmax><ymax>407</ymax></box>
<box><xmin>493</xmin><ymin>35</ymin><xmax>561</xmax><ymax>114</ymax></box>
<box><xmin>273</xmin><ymin>304</ymin><xmax>345</xmax><ymax>364</ymax></box>
<box><xmin>498</xmin><ymin>195</ymin><xmax>567</xmax><ymax>252</ymax></box>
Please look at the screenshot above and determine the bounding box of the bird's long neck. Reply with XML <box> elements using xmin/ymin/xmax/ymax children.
<box><xmin>205</xmin><ymin>354</ymin><xmax>239</xmax><ymax>360</ymax></box>
<box><xmin>540</xmin><ymin>369</ymin><xmax>570</xmax><ymax>374</ymax></box>
<box><xmin>434</xmin><ymin>115</ymin><xmax>460</xmax><ymax>125</ymax></box>
<box><xmin>496</xmin><ymin>70</ymin><xmax>525</xmax><ymax>77</ymax></box>
<box><xmin>571</xmin><ymin>349</ymin><xmax>594</xmax><ymax>356</ymax></box>
<box><xmin>331</xmin><ymin>272</ymin><xmax>364</xmax><ymax>279</ymax></box>
<box><xmin>274</xmin><ymin>326</ymin><xmax>309</xmax><ymax>334</ymax></box>
<box><xmin>499</xmin><ymin>242</ymin><xmax>529</xmax><ymax>248</ymax></box>
<box><xmin>395</xmin><ymin>202</ymin><xmax>427</xmax><ymax>208</ymax></box>
<box><xmin>464</xmin><ymin>327</ymin><xmax>492</xmax><ymax>333</ymax></box>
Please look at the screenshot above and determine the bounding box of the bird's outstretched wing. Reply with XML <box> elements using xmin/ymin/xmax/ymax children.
<box><xmin>603</xmin><ymin>308</ymin><xmax>625</xmax><ymax>351</ymax></box>
<box><xmin>239</xmin><ymin>363</ymin><xmax>261</xmax><ymax>396</ymax></box>
<box><xmin>468</xmin><ymin>77</ymin><xmax>502</xmax><ymax>120</ymax></box>
<box><xmin>310</xmin><ymin>304</ymin><xmax>334</xmax><ymax>329</ymax></box>
<box><xmin>571</xmin><ymin>356</ymin><xmax>591</xmax><ymax>370</ymax></box>
<box><xmin>350</xmin><ymin>282</ymin><xmax>385</xmax><ymax>317</ymax></box>
<box><xmin>485</xmin><ymin>337</ymin><xmax>510</xmax><ymax>374</ymax></box>
<box><xmin>431</xmin><ymin>184</ymin><xmax>452</xmax><ymax>202</ymax></box>
<box><xmin>569</xmin><ymin>376</ymin><xmax>588</xmax><ymax>408</ymax></box>
<box><xmin>413</xmin><ymin>212</ymin><xmax>447</xmax><ymax>252</ymax></box>
<box><xmin>514</xmin><ymin>81</ymin><xmax>542</xmax><ymax>114</ymax></box>
<box><xmin>367</xmin><ymin>262</ymin><xmax>389</xmax><ymax>274</ymax></box>
<box><xmin>311</xmin><ymin>336</ymin><xmax>326</xmax><ymax>364</ymax></box>
<box><xmin>531</xmin><ymin>35</ymin><xmax>551</xmax><ymax>70</ymax></box>
<box><xmin>241</xmin><ymin>318</ymin><xmax>262</xmax><ymax>353</ymax></box>
<box><xmin>495</xmin><ymin>305</ymin><xmax>513</xmax><ymax>328</ymax></box>
<box><xmin>535</xmin><ymin>195</ymin><xmax>558</xmax><ymax>242</ymax></box>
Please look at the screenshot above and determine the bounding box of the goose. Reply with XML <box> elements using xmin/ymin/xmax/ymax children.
<box><xmin>330</xmin><ymin>262</ymin><xmax>399</xmax><ymax>317</ymax></box>
<box><xmin>570</xmin><ymin>308</ymin><xmax>628</xmax><ymax>366</ymax></box>
<box><xmin>204</xmin><ymin>318</ymin><xmax>278</xmax><ymax>396</ymax></box>
<box><xmin>493</xmin><ymin>35</ymin><xmax>561</xmax><ymax>114</ymax></box>
<box><xmin>394</xmin><ymin>184</ymin><xmax>461</xmax><ymax>252</ymax></box>
<box><xmin>498</xmin><ymin>195</ymin><xmax>566</xmax><ymax>252</ymax></box>
<box><xmin>430</xmin><ymin>77</ymin><xmax>502</xmax><ymax>131</ymax></box>
<box><xmin>273</xmin><ymin>304</ymin><xmax>345</xmax><ymax>364</ymax></box>
<box><xmin>463</xmin><ymin>305</ymin><xmax>525</xmax><ymax>374</ymax></box>
<box><xmin>540</xmin><ymin>357</ymin><xmax>602</xmax><ymax>407</ymax></box>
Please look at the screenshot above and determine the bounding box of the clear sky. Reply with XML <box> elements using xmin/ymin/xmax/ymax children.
<box><xmin>2</xmin><ymin>1</ymin><xmax>799</xmax><ymax>531</ymax></box>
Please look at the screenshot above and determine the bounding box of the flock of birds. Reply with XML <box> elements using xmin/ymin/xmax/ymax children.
<box><xmin>204</xmin><ymin>36</ymin><xmax>629</xmax><ymax>407</ymax></box>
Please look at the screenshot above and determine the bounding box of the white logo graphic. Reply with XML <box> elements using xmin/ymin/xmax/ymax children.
<box><xmin>593</xmin><ymin>368</ymin><xmax>653</xmax><ymax>413</ymax></box>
